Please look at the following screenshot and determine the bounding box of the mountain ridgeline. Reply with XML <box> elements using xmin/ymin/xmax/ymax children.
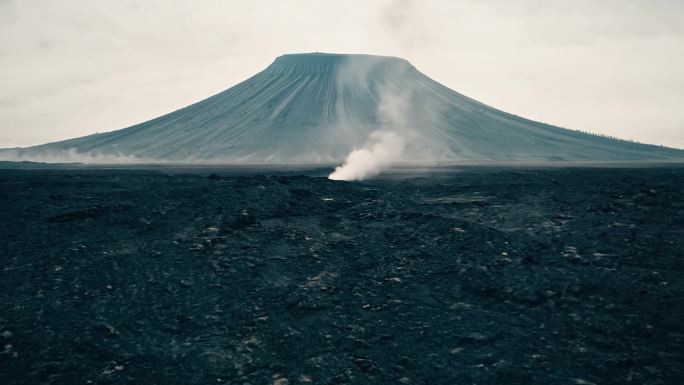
<box><xmin>3</xmin><ymin>53</ymin><xmax>683</xmax><ymax>163</ymax></box>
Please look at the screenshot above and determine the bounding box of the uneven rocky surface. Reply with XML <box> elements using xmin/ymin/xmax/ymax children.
<box><xmin>1</xmin><ymin>167</ymin><xmax>683</xmax><ymax>384</ymax></box>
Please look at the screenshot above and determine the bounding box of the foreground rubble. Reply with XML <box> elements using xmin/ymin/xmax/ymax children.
<box><xmin>0</xmin><ymin>167</ymin><xmax>682</xmax><ymax>384</ymax></box>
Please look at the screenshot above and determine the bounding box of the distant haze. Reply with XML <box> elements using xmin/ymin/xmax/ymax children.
<box><xmin>0</xmin><ymin>0</ymin><xmax>683</xmax><ymax>149</ymax></box>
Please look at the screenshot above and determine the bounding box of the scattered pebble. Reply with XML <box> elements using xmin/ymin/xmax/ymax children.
<box><xmin>466</xmin><ymin>332</ymin><xmax>488</xmax><ymax>341</ymax></box>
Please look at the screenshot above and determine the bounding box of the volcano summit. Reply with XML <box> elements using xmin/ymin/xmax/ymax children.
<box><xmin>2</xmin><ymin>53</ymin><xmax>682</xmax><ymax>164</ymax></box>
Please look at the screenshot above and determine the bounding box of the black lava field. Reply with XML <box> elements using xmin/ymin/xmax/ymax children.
<box><xmin>1</xmin><ymin>167</ymin><xmax>683</xmax><ymax>385</ymax></box>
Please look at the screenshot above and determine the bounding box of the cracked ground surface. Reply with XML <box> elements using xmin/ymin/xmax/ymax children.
<box><xmin>1</xmin><ymin>167</ymin><xmax>683</xmax><ymax>384</ymax></box>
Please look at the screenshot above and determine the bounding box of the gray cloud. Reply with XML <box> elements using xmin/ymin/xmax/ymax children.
<box><xmin>0</xmin><ymin>0</ymin><xmax>682</xmax><ymax>148</ymax></box>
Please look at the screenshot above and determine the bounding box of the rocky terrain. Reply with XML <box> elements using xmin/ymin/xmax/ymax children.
<box><xmin>1</xmin><ymin>167</ymin><xmax>683</xmax><ymax>384</ymax></box>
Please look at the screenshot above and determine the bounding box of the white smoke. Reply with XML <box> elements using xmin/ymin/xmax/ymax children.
<box><xmin>328</xmin><ymin>131</ymin><xmax>405</xmax><ymax>181</ymax></box>
<box><xmin>327</xmin><ymin>53</ymin><xmax>459</xmax><ymax>180</ymax></box>
<box><xmin>329</xmin><ymin>75</ymin><xmax>413</xmax><ymax>181</ymax></box>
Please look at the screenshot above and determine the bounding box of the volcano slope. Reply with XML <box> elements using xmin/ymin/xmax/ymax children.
<box><xmin>1</xmin><ymin>166</ymin><xmax>683</xmax><ymax>384</ymax></box>
<box><xmin>2</xmin><ymin>53</ymin><xmax>683</xmax><ymax>163</ymax></box>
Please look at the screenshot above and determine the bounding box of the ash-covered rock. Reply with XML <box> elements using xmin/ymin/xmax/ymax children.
<box><xmin>0</xmin><ymin>167</ymin><xmax>682</xmax><ymax>384</ymax></box>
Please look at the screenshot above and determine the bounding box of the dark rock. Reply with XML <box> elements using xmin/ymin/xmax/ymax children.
<box><xmin>1</xmin><ymin>167</ymin><xmax>682</xmax><ymax>385</ymax></box>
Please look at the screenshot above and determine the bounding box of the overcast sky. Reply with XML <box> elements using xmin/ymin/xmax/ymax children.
<box><xmin>0</xmin><ymin>0</ymin><xmax>682</xmax><ymax>148</ymax></box>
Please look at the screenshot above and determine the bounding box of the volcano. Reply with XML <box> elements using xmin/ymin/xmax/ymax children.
<box><xmin>2</xmin><ymin>53</ymin><xmax>683</xmax><ymax>163</ymax></box>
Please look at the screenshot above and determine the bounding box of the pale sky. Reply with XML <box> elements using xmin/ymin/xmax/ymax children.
<box><xmin>0</xmin><ymin>0</ymin><xmax>683</xmax><ymax>148</ymax></box>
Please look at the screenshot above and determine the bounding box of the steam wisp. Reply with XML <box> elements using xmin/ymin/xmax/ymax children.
<box><xmin>0</xmin><ymin>148</ymin><xmax>146</xmax><ymax>164</ymax></box>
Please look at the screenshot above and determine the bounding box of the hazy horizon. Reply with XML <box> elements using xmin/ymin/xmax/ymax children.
<box><xmin>1</xmin><ymin>0</ymin><xmax>683</xmax><ymax>149</ymax></box>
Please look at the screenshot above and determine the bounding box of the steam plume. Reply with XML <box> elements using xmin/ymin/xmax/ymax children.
<box><xmin>328</xmin><ymin>131</ymin><xmax>405</xmax><ymax>181</ymax></box>
<box><xmin>329</xmin><ymin>63</ymin><xmax>414</xmax><ymax>181</ymax></box>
